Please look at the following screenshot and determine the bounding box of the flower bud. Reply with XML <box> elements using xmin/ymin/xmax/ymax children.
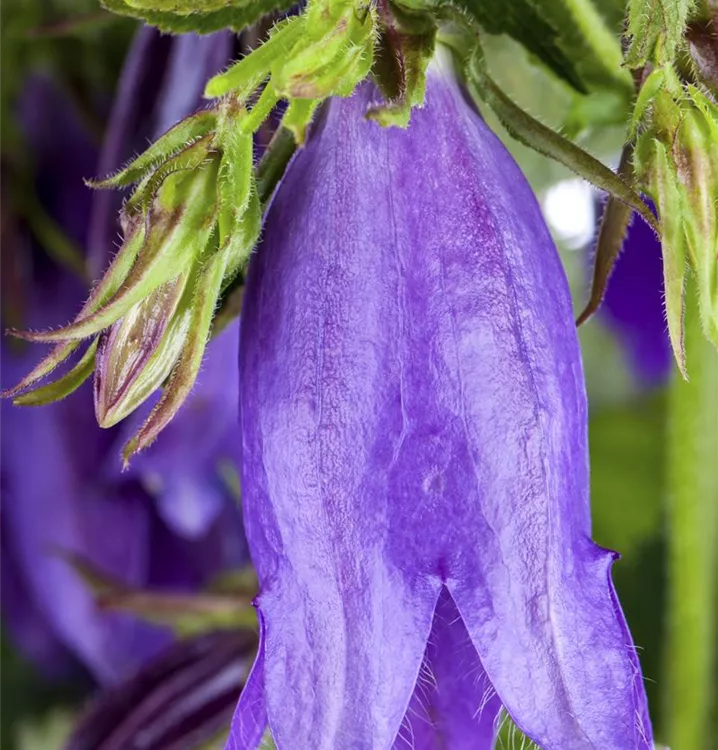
<box><xmin>635</xmin><ymin>69</ymin><xmax>718</xmax><ymax>373</ymax></box>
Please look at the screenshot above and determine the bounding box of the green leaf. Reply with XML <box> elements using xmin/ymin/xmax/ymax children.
<box><xmin>101</xmin><ymin>0</ymin><xmax>296</xmax><ymax>33</ymax></box>
<box><xmin>438</xmin><ymin>0</ymin><xmax>630</xmax><ymax>94</ymax></box>
<box><xmin>466</xmin><ymin>46</ymin><xmax>659</xmax><ymax>233</ymax></box>
<box><xmin>624</xmin><ymin>0</ymin><xmax>695</xmax><ymax>68</ymax></box>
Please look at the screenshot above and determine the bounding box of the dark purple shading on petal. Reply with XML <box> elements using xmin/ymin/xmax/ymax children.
<box><xmin>393</xmin><ymin>588</ymin><xmax>501</xmax><ymax>750</ymax></box>
<box><xmin>233</xmin><ymin>58</ymin><xmax>653</xmax><ymax>750</ymax></box>
<box><xmin>599</xmin><ymin>204</ymin><xmax>672</xmax><ymax>386</ymax></box>
<box><xmin>18</xmin><ymin>75</ymin><xmax>99</xmax><ymax>250</ymax></box>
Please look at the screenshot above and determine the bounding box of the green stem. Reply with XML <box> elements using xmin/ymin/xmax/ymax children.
<box><xmin>664</xmin><ymin>279</ymin><xmax>718</xmax><ymax>750</ymax></box>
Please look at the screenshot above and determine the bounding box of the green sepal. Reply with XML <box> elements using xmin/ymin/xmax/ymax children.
<box><xmin>102</xmin><ymin>0</ymin><xmax>296</xmax><ymax>34</ymax></box>
<box><xmin>624</xmin><ymin>0</ymin><xmax>695</xmax><ymax>68</ymax></box>
<box><xmin>368</xmin><ymin>13</ymin><xmax>436</xmax><ymax>128</ymax></box>
<box><xmin>88</xmin><ymin>111</ymin><xmax>217</xmax><ymax>189</ymax></box>
<box><xmin>13</xmin><ymin>340</ymin><xmax>98</xmax><ymax>406</ymax></box>
<box><xmin>239</xmin><ymin>84</ymin><xmax>281</xmax><ymax>135</ymax></box>
<box><xmin>273</xmin><ymin>7</ymin><xmax>376</xmax><ymax>99</ymax></box>
<box><xmin>281</xmin><ymin>98</ymin><xmax>321</xmax><ymax>143</ymax></box>
<box><xmin>217</xmin><ymin>127</ymin><xmax>254</xmax><ymax>244</ymax></box>
<box><xmin>122</xmin><ymin>235</ymin><xmax>233</xmax><ymax>462</ymax></box>
<box><xmin>466</xmin><ymin>45</ymin><xmax>659</xmax><ymax>233</ymax></box>
<box><xmin>224</xmin><ymin>187</ymin><xmax>262</xmax><ymax>284</ymax></box>
<box><xmin>577</xmin><ymin>146</ymin><xmax>638</xmax><ymax>326</ymax></box>
<box><xmin>17</xmin><ymin>164</ymin><xmax>219</xmax><ymax>344</ymax></box>
<box><xmin>123</xmin><ymin>134</ymin><xmax>217</xmax><ymax>217</ymax></box>
<box><xmin>3</xmin><ymin>225</ymin><xmax>147</xmax><ymax>396</ymax></box>
<box><xmin>204</xmin><ymin>19</ymin><xmax>303</xmax><ymax>100</ymax></box>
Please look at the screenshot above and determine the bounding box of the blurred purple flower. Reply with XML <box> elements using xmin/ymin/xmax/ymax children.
<box><xmin>231</xmin><ymin>60</ymin><xmax>653</xmax><ymax>749</ymax></box>
<box><xmin>599</xmin><ymin>205</ymin><xmax>672</xmax><ymax>386</ymax></box>
<box><xmin>91</xmin><ymin>27</ymin><xmax>241</xmax><ymax>536</ymax></box>
<box><xmin>1</xmin><ymin>31</ymin><xmax>245</xmax><ymax>688</ymax></box>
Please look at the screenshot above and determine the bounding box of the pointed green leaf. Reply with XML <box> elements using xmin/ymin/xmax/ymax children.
<box><xmin>467</xmin><ymin>46</ymin><xmax>659</xmax><ymax>233</ymax></box>
<box><xmin>123</xmin><ymin>239</ymin><xmax>232</xmax><ymax>462</ymax></box>
<box><xmin>88</xmin><ymin>111</ymin><xmax>217</xmax><ymax>189</ymax></box>
<box><xmin>102</xmin><ymin>0</ymin><xmax>296</xmax><ymax>34</ymax></box>
<box><xmin>577</xmin><ymin>144</ymin><xmax>637</xmax><ymax>326</ymax></box>
<box><xmin>625</xmin><ymin>0</ymin><xmax>695</xmax><ymax>68</ymax></box>
<box><xmin>13</xmin><ymin>340</ymin><xmax>98</xmax><ymax>406</ymax></box>
<box><xmin>577</xmin><ymin>195</ymin><xmax>633</xmax><ymax>327</ymax></box>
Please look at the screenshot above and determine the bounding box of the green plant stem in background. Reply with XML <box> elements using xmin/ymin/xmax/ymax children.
<box><xmin>664</xmin><ymin>278</ymin><xmax>718</xmax><ymax>750</ymax></box>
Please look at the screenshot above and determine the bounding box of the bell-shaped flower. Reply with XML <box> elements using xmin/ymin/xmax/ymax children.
<box><xmin>231</xmin><ymin>54</ymin><xmax>653</xmax><ymax>749</ymax></box>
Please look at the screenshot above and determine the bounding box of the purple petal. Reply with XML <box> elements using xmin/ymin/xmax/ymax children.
<box><xmin>600</xmin><ymin>205</ymin><xmax>672</xmax><ymax>385</ymax></box>
<box><xmin>112</xmin><ymin>321</ymin><xmax>242</xmax><ymax>538</ymax></box>
<box><xmin>2</xmin><ymin>338</ymin><xmax>168</xmax><ymax>684</ymax></box>
<box><xmin>236</xmin><ymin>59</ymin><xmax>652</xmax><ymax>750</ymax></box>
<box><xmin>18</xmin><ymin>75</ymin><xmax>98</xmax><ymax>249</ymax></box>
<box><xmin>0</xmin><ymin>521</ymin><xmax>76</xmax><ymax>679</ymax></box>
<box><xmin>226</xmin><ymin>615</ymin><xmax>268</xmax><ymax>750</ymax></box>
<box><xmin>394</xmin><ymin>588</ymin><xmax>501</xmax><ymax>749</ymax></box>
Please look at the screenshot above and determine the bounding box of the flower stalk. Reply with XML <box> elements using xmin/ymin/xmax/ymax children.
<box><xmin>664</xmin><ymin>276</ymin><xmax>718</xmax><ymax>750</ymax></box>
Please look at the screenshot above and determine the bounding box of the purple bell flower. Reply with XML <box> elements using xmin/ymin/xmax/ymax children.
<box><xmin>599</xmin><ymin>204</ymin><xmax>672</xmax><ymax>386</ymax></box>
<box><xmin>231</xmin><ymin>56</ymin><xmax>653</xmax><ymax>749</ymax></box>
<box><xmin>1</xmin><ymin>55</ymin><xmax>245</xmax><ymax>686</ymax></box>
